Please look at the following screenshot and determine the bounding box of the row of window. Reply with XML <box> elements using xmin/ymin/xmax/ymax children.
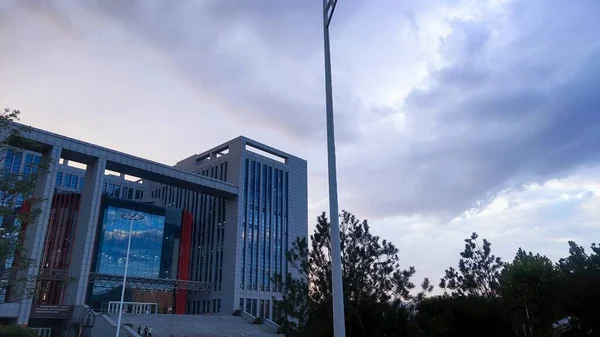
<box><xmin>3</xmin><ymin>150</ymin><xmax>41</xmax><ymax>176</ymax></box>
<box><xmin>56</xmin><ymin>172</ymin><xmax>83</xmax><ymax>190</ymax></box>
<box><xmin>196</xmin><ymin>165</ymin><xmax>228</xmax><ymax>290</ymax></box>
<box><xmin>188</xmin><ymin>298</ymin><xmax>222</xmax><ymax>314</ymax></box>
<box><xmin>152</xmin><ymin>162</ymin><xmax>229</xmax><ymax>291</ymax></box>
<box><xmin>239</xmin><ymin>297</ymin><xmax>273</xmax><ymax>320</ymax></box>
<box><xmin>241</xmin><ymin>159</ymin><xmax>289</xmax><ymax>292</ymax></box>
<box><xmin>102</xmin><ymin>182</ymin><xmax>144</xmax><ymax>200</ymax></box>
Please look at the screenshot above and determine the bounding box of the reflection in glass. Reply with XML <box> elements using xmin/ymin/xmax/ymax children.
<box><xmin>87</xmin><ymin>199</ymin><xmax>182</xmax><ymax>313</ymax></box>
<box><xmin>96</xmin><ymin>206</ymin><xmax>165</xmax><ymax>278</ymax></box>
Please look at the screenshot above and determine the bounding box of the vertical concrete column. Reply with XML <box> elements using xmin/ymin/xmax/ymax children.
<box><xmin>221</xmin><ymin>197</ymin><xmax>240</xmax><ymax>314</ymax></box>
<box><xmin>17</xmin><ymin>146</ymin><xmax>62</xmax><ymax>324</ymax></box>
<box><xmin>63</xmin><ymin>157</ymin><xmax>106</xmax><ymax>306</ymax></box>
<box><xmin>286</xmin><ymin>157</ymin><xmax>308</xmax><ymax>282</ymax></box>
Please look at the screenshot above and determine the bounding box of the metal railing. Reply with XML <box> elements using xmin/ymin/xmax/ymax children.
<box><xmin>89</xmin><ymin>273</ymin><xmax>212</xmax><ymax>292</ymax></box>
<box><xmin>31</xmin><ymin>327</ymin><xmax>51</xmax><ymax>337</ymax></box>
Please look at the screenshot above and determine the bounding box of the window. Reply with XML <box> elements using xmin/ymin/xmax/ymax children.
<box><xmin>246</xmin><ymin>299</ymin><xmax>251</xmax><ymax>313</ymax></box>
<box><xmin>239</xmin><ymin>298</ymin><xmax>244</xmax><ymax>310</ymax></box>
<box><xmin>108</xmin><ymin>184</ymin><xmax>116</xmax><ymax>196</ymax></box>
<box><xmin>78</xmin><ymin>177</ymin><xmax>85</xmax><ymax>191</ymax></box>
<box><xmin>69</xmin><ymin>175</ymin><xmax>78</xmax><ymax>189</ymax></box>
<box><xmin>56</xmin><ymin>172</ymin><xmax>63</xmax><ymax>186</ymax></box>
<box><xmin>94</xmin><ymin>206</ymin><xmax>166</xmax><ymax>281</ymax></box>
<box><xmin>4</xmin><ymin>149</ymin><xmax>14</xmax><ymax>174</ymax></box>
<box><xmin>135</xmin><ymin>190</ymin><xmax>142</xmax><ymax>200</ymax></box>
<box><xmin>259</xmin><ymin>300</ymin><xmax>264</xmax><ymax>318</ymax></box>
<box><xmin>23</xmin><ymin>153</ymin><xmax>40</xmax><ymax>175</ymax></box>
<box><xmin>265</xmin><ymin>300</ymin><xmax>270</xmax><ymax>320</ymax></box>
<box><xmin>127</xmin><ymin>188</ymin><xmax>133</xmax><ymax>200</ymax></box>
<box><xmin>63</xmin><ymin>174</ymin><xmax>72</xmax><ymax>188</ymax></box>
<box><xmin>11</xmin><ymin>151</ymin><xmax>22</xmax><ymax>173</ymax></box>
<box><xmin>217</xmin><ymin>299</ymin><xmax>221</xmax><ymax>313</ymax></box>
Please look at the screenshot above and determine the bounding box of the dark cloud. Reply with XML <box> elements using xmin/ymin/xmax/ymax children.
<box><xmin>343</xmin><ymin>0</ymin><xmax>600</xmax><ymax>220</ymax></box>
<box><xmin>16</xmin><ymin>0</ymin><xmax>359</xmax><ymax>144</ymax></box>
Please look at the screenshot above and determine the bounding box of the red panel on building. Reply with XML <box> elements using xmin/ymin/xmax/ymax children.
<box><xmin>36</xmin><ymin>192</ymin><xmax>81</xmax><ymax>305</ymax></box>
<box><xmin>175</xmin><ymin>210</ymin><xmax>193</xmax><ymax>314</ymax></box>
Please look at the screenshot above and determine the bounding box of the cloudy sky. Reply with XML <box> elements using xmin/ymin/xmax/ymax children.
<box><xmin>1</xmin><ymin>0</ymin><xmax>600</xmax><ymax>287</ymax></box>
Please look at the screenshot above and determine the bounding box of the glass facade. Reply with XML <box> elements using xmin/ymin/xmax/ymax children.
<box><xmin>95</xmin><ymin>205</ymin><xmax>165</xmax><ymax>278</ymax></box>
<box><xmin>88</xmin><ymin>198</ymin><xmax>181</xmax><ymax>312</ymax></box>
<box><xmin>241</xmin><ymin>158</ymin><xmax>288</xmax><ymax>293</ymax></box>
<box><xmin>154</xmin><ymin>162</ymin><xmax>228</xmax><ymax>292</ymax></box>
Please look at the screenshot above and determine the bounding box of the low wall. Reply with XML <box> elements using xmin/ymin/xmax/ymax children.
<box><xmin>240</xmin><ymin>311</ymin><xmax>280</xmax><ymax>334</ymax></box>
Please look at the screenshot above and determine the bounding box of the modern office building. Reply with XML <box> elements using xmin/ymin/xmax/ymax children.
<box><xmin>0</xmin><ymin>124</ymin><xmax>307</xmax><ymax>336</ymax></box>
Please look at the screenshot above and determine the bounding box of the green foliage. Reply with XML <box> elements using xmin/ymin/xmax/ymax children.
<box><xmin>232</xmin><ymin>309</ymin><xmax>242</xmax><ymax>316</ymax></box>
<box><xmin>500</xmin><ymin>249</ymin><xmax>560</xmax><ymax>335</ymax></box>
<box><xmin>0</xmin><ymin>325</ymin><xmax>38</xmax><ymax>337</ymax></box>
<box><xmin>416</xmin><ymin>296</ymin><xmax>512</xmax><ymax>337</ymax></box>
<box><xmin>275</xmin><ymin>211</ymin><xmax>416</xmax><ymax>337</ymax></box>
<box><xmin>439</xmin><ymin>232</ymin><xmax>503</xmax><ymax>299</ymax></box>
<box><xmin>273</xmin><ymin>217</ymin><xmax>600</xmax><ymax>337</ymax></box>
<box><xmin>556</xmin><ymin>241</ymin><xmax>600</xmax><ymax>334</ymax></box>
<box><xmin>252</xmin><ymin>317</ymin><xmax>264</xmax><ymax>325</ymax></box>
<box><xmin>0</xmin><ymin>108</ymin><xmax>50</xmax><ymax>303</ymax></box>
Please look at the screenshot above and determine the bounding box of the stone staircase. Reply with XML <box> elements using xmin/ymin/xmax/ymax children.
<box><xmin>107</xmin><ymin>313</ymin><xmax>280</xmax><ymax>337</ymax></box>
<box><xmin>90</xmin><ymin>312</ymin><xmax>135</xmax><ymax>337</ymax></box>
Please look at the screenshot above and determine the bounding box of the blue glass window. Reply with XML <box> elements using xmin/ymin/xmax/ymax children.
<box><xmin>56</xmin><ymin>172</ymin><xmax>63</xmax><ymax>186</ymax></box>
<box><xmin>94</xmin><ymin>206</ymin><xmax>165</xmax><ymax>278</ymax></box>
<box><xmin>107</xmin><ymin>184</ymin><xmax>116</xmax><ymax>196</ymax></box>
<box><xmin>69</xmin><ymin>175</ymin><xmax>78</xmax><ymax>189</ymax></box>
<box><xmin>23</xmin><ymin>154</ymin><xmax>40</xmax><ymax>175</ymax></box>
<box><xmin>11</xmin><ymin>152</ymin><xmax>22</xmax><ymax>173</ymax></box>
<box><xmin>4</xmin><ymin>150</ymin><xmax>14</xmax><ymax>174</ymax></box>
<box><xmin>63</xmin><ymin>174</ymin><xmax>72</xmax><ymax>188</ymax></box>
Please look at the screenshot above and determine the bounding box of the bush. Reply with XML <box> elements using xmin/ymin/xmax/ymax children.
<box><xmin>252</xmin><ymin>317</ymin><xmax>264</xmax><ymax>325</ymax></box>
<box><xmin>123</xmin><ymin>323</ymin><xmax>134</xmax><ymax>328</ymax></box>
<box><xmin>0</xmin><ymin>325</ymin><xmax>38</xmax><ymax>337</ymax></box>
<box><xmin>232</xmin><ymin>309</ymin><xmax>242</xmax><ymax>316</ymax></box>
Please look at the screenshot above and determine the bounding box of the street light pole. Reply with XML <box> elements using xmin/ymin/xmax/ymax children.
<box><xmin>322</xmin><ymin>1</ymin><xmax>346</xmax><ymax>337</ymax></box>
<box><xmin>115</xmin><ymin>213</ymin><xmax>145</xmax><ymax>337</ymax></box>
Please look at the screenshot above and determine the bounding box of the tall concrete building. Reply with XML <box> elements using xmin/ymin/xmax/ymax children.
<box><xmin>147</xmin><ymin>137</ymin><xmax>308</xmax><ymax>317</ymax></box>
<box><xmin>0</xmin><ymin>124</ymin><xmax>307</xmax><ymax>336</ymax></box>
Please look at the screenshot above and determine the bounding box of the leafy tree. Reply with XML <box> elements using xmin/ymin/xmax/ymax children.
<box><xmin>273</xmin><ymin>237</ymin><xmax>310</xmax><ymax>336</ymax></box>
<box><xmin>500</xmin><ymin>248</ymin><xmax>560</xmax><ymax>336</ymax></box>
<box><xmin>416</xmin><ymin>295</ymin><xmax>512</xmax><ymax>337</ymax></box>
<box><xmin>439</xmin><ymin>232</ymin><xmax>503</xmax><ymax>299</ymax></box>
<box><xmin>556</xmin><ymin>241</ymin><xmax>600</xmax><ymax>334</ymax></box>
<box><xmin>0</xmin><ymin>324</ymin><xmax>38</xmax><ymax>337</ymax></box>
<box><xmin>275</xmin><ymin>211</ymin><xmax>417</xmax><ymax>337</ymax></box>
<box><xmin>0</xmin><ymin>108</ymin><xmax>46</xmax><ymax>303</ymax></box>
